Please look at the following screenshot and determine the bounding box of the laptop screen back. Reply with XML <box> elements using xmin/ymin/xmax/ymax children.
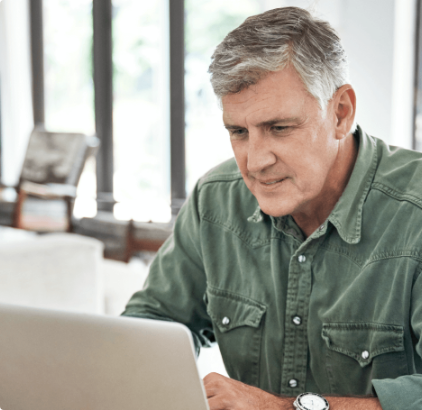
<box><xmin>0</xmin><ymin>303</ymin><xmax>209</xmax><ymax>410</ymax></box>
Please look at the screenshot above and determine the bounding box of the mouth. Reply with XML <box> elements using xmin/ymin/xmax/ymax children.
<box><xmin>262</xmin><ymin>179</ymin><xmax>284</xmax><ymax>185</ymax></box>
<box><xmin>257</xmin><ymin>178</ymin><xmax>286</xmax><ymax>188</ymax></box>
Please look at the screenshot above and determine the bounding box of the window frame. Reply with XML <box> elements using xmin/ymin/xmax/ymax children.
<box><xmin>30</xmin><ymin>0</ymin><xmax>186</xmax><ymax>219</ymax></box>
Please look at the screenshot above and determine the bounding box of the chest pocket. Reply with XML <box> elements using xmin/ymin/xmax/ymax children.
<box><xmin>322</xmin><ymin>323</ymin><xmax>407</xmax><ymax>395</ymax></box>
<box><xmin>205</xmin><ymin>286</ymin><xmax>266</xmax><ymax>387</ymax></box>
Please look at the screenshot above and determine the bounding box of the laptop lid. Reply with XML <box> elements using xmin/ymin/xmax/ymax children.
<box><xmin>0</xmin><ymin>303</ymin><xmax>209</xmax><ymax>410</ymax></box>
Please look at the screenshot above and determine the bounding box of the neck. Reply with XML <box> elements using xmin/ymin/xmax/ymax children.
<box><xmin>292</xmin><ymin>133</ymin><xmax>358</xmax><ymax>238</ymax></box>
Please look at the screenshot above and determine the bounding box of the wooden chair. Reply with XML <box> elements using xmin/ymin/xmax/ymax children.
<box><xmin>0</xmin><ymin>127</ymin><xmax>99</xmax><ymax>232</ymax></box>
<box><xmin>124</xmin><ymin>219</ymin><xmax>172</xmax><ymax>262</ymax></box>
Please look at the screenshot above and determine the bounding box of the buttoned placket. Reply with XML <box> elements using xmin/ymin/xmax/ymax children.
<box><xmin>279</xmin><ymin>221</ymin><xmax>327</xmax><ymax>395</ymax></box>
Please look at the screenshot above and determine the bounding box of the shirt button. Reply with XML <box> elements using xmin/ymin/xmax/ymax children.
<box><xmin>318</xmin><ymin>225</ymin><xmax>325</xmax><ymax>232</ymax></box>
<box><xmin>298</xmin><ymin>255</ymin><xmax>306</xmax><ymax>263</ymax></box>
<box><xmin>361</xmin><ymin>350</ymin><xmax>369</xmax><ymax>360</ymax></box>
<box><xmin>288</xmin><ymin>379</ymin><xmax>298</xmax><ymax>388</ymax></box>
<box><xmin>222</xmin><ymin>317</ymin><xmax>230</xmax><ymax>326</ymax></box>
<box><xmin>292</xmin><ymin>316</ymin><xmax>302</xmax><ymax>326</ymax></box>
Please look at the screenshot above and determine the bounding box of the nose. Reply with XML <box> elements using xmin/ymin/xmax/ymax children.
<box><xmin>247</xmin><ymin>131</ymin><xmax>277</xmax><ymax>174</ymax></box>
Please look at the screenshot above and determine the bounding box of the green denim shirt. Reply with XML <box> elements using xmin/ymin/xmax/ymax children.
<box><xmin>123</xmin><ymin>126</ymin><xmax>422</xmax><ymax>410</ymax></box>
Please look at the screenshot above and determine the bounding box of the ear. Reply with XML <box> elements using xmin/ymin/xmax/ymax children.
<box><xmin>333</xmin><ymin>84</ymin><xmax>356</xmax><ymax>140</ymax></box>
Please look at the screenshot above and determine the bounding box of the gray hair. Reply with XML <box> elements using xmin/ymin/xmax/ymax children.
<box><xmin>208</xmin><ymin>7</ymin><xmax>350</xmax><ymax>111</ymax></box>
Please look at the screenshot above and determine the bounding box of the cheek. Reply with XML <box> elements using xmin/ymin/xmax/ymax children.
<box><xmin>291</xmin><ymin>145</ymin><xmax>337</xmax><ymax>188</ymax></box>
<box><xmin>231</xmin><ymin>141</ymin><xmax>248</xmax><ymax>172</ymax></box>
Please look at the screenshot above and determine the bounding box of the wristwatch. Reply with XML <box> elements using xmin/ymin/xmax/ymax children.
<box><xmin>293</xmin><ymin>392</ymin><xmax>329</xmax><ymax>410</ymax></box>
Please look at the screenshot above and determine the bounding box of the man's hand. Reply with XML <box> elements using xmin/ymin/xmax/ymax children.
<box><xmin>203</xmin><ymin>372</ymin><xmax>384</xmax><ymax>410</ymax></box>
<box><xmin>203</xmin><ymin>372</ymin><xmax>293</xmax><ymax>410</ymax></box>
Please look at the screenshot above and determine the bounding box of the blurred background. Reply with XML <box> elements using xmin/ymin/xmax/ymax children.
<box><xmin>0</xmin><ymin>0</ymin><xmax>420</xmax><ymax>375</ymax></box>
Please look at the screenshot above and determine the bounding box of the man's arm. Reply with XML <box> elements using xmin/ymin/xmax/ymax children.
<box><xmin>122</xmin><ymin>183</ymin><xmax>213</xmax><ymax>355</ymax></box>
<box><xmin>368</xmin><ymin>268</ymin><xmax>422</xmax><ymax>410</ymax></box>
<box><xmin>203</xmin><ymin>373</ymin><xmax>382</xmax><ymax>410</ymax></box>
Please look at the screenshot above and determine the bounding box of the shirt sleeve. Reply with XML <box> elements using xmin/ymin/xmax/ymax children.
<box><xmin>372</xmin><ymin>375</ymin><xmax>422</xmax><ymax>410</ymax></box>
<box><xmin>372</xmin><ymin>268</ymin><xmax>422</xmax><ymax>409</ymax></box>
<box><xmin>121</xmin><ymin>183</ymin><xmax>213</xmax><ymax>356</ymax></box>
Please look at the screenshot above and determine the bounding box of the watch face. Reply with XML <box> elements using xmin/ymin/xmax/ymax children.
<box><xmin>299</xmin><ymin>393</ymin><xmax>328</xmax><ymax>410</ymax></box>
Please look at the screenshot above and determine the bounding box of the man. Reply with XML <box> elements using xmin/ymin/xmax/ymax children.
<box><xmin>123</xmin><ymin>7</ymin><xmax>422</xmax><ymax>410</ymax></box>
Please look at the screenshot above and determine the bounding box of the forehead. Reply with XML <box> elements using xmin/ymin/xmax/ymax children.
<box><xmin>222</xmin><ymin>66</ymin><xmax>314</xmax><ymax>125</ymax></box>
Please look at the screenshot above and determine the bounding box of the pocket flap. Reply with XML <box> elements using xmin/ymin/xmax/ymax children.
<box><xmin>206</xmin><ymin>287</ymin><xmax>266</xmax><ymax>333</ymax></box>
<box><xmin>322</xmin><ymin>323</ymin><xmax>404</xmax><ymax>367</ymax></box>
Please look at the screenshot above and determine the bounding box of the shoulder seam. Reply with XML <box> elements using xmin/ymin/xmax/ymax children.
<box><xmin>371</xmin><ymin>182</ymin><xmax>422</xmax><ymax>210</ymax></box>
<box><xmin>198</xmin><ymin>172</ymin><xmax>243</xmax><ymax>189</ymax></box>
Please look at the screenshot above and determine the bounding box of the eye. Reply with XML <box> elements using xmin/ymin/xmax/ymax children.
<box><xmin>233</xmin><ymin>128</ymin><xmax>246</xmax><ymax>135</ymax></box>
<box><xmin>228</xmin><ymin>128</ymin><xmax>248</xmax><ymax>139</ymax></box>
<box><xmin>272</xmin><ymin>125</ymin><xmax>288</xmax><ymax>132</ymax></box>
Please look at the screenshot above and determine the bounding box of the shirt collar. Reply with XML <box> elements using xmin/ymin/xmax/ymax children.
<box><xmin>327</xmin><ymin>125</ymin><xmax>378</xmax><ymax>244</ymax></box>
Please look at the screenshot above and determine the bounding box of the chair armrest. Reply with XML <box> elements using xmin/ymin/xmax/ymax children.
<box><xmin>20</xmin><ymin>181</ymin><xmax>77</xmax><ymax>199</ymax></box>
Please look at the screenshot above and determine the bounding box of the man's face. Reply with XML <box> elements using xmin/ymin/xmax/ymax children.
<box><xmin>222</xmin><ymin>66</ymin><xmax>341</xmax><ymax>218</ymax></box>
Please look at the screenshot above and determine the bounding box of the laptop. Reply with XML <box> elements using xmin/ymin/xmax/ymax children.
<box><xmin>0</xmin><ymin>303</ymin><xmax>210</xmax><ymax>410</ymax></box>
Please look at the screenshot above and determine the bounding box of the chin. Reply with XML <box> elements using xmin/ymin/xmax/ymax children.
<box><xmin>256</xmin><ymin>199</ymin><xmax>295</xmax><ymax>218</ymax></box>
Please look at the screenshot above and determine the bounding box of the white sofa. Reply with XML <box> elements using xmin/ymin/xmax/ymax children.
<box><xmin>0</xmin><ymin>232</ymin><xmax>104</xmax><ymax>313</ymax></box>
<box><xmin>0</xmin><ymin>229</ymin><xmax>151</xmax><ymax>316</ymax></box>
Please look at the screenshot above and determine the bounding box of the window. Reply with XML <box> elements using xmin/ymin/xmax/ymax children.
<box><xmin>44</xmin><ymin>0</ymin><xmax>94</xmax><ymax>135</ymax></box>
<box><xmin>112</xmin><ymin>0</ymin><xmax>170</xmax><ymax>222</ymax></box>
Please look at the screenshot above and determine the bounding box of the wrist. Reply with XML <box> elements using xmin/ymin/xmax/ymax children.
<box><xmin>264</xmin><ymin>393</ymin><xmax>295</xmax><ymax>410</ymax></box>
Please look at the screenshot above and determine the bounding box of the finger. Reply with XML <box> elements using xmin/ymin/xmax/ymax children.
<box><xmin>207</xmin><ymin>396</ymin><xmax>228</xmax><ymax>410</ymax></box>
<box><xmin>203</xmin><ymin>372</ymin><xmax>223</xmax><ymax>384</ymax></box>
<box><xmin>204</xmin><ymin>386</ymin><xmax>217</xmax><ymax>399</ymax></box>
